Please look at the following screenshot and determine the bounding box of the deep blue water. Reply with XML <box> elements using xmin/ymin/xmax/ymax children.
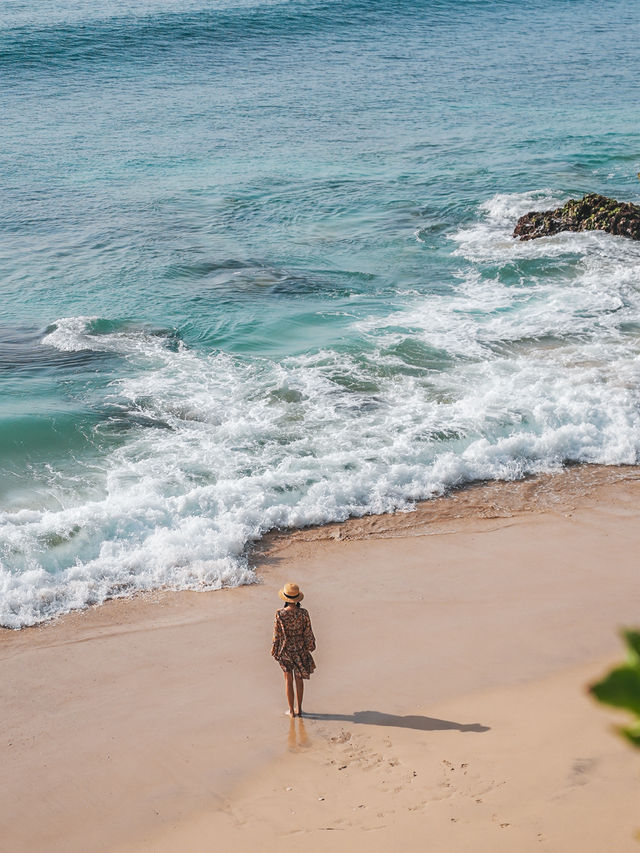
<box><xmin>2</xmin><ymin>0</ymin><xmax>640</xmax><ymax>626</ymax></box>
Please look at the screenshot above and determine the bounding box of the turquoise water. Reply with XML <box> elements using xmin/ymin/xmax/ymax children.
<box><xmin>2</xmin><ymin>0</ymin><xmax>640</xmax><ymax>626</ymax></box>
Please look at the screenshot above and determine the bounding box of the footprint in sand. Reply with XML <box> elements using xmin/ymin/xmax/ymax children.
<box><xmin>330</xmin><ymin>730</ymin><xmax>352</xmax><ymax>744</ymax></box>
<box><xmin>568</xmin><ymin>757</ymin><xmax>597</xmax><ymax>787</ymax></box>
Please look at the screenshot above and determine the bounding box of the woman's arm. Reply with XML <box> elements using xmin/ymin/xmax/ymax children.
<box><xmin>271</xmin><ymin>613</ymin><xmax>283</xmax><ymax>657</ymax></box>
<box><xmin>303</xmin><ymin>612</ymin><xmax>316</xmax><ymax>652</ymax></box>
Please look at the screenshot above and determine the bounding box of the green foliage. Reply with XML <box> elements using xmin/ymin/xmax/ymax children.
<box><xmin>590</xmin><ymin>630</ymin><xmax>640</xmax><ymax>748</ymax></box>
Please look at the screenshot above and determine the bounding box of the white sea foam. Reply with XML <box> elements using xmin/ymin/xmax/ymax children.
<box><xmin>3</xmin><ymin>192</ymin><xmax>640</xmax><ymax>627</ymax></box>
<box><xmin>42</xmin><ymin>316</ymin><xmax>183</xmax><ymax>359</ymax></box>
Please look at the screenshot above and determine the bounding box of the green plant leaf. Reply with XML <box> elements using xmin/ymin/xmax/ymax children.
<box><xmin>620</xmin><ymin>724</ymin><xmax>640</xmax><ymax>749</ymax></box>
<box><xmin>622</xmin><ymin>629</ymin><xmax>640</xmax><ymax>665</ymax></box>
<box><xmin>590</xmin><ymin>630</ymin><xmax>640</xmax><ymax>750</ymax></box>
<box><xmin>590</xmin><ymin>665</ymin><xmax>640</xmax><ymax>716</ymax></box>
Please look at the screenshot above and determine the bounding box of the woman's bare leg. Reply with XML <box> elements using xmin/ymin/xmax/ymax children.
<box><xmin>294</xmin><ymin>675</ymin><xmax>304</xmax><ymax>716</ymax></box>
<box><xmin>283</xmin><ymin>671</ymin><xmax>295</xmax><ymax>716</ymax></box>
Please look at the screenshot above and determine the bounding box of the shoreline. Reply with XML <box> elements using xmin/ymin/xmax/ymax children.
<box><xmin>257</xmin><ymin>461</ymin><xmax>640</xmax><ymax>547</ymax></box>
<box><xmin>4</xmin><ymin>462</ymin><xmax>640</xmax><ymax>636</ymax></box>
<box><xmin>1</xmin><ymin>466</ymin><xmax>639</xmax><ymax>851</ymax></box>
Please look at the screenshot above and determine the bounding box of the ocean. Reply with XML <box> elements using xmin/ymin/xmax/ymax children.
<box><xmin>2</xmin><ymin>0</ymin><xmax>640</xmax><ymax>627</ymax></box>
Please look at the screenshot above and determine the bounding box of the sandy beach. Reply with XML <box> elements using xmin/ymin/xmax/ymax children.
<box><xmin>1</xmin><ymin>466</ymin><xmax>639</xmax><ymax>852</ymax></box>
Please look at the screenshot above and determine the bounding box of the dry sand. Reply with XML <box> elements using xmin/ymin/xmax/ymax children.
<box><xmin>1</xmin><ymin>466</ymin><xmax>639</xmax><ymax>852</ymax></box>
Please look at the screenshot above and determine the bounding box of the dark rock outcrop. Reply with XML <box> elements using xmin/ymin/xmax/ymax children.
<box><xmin>513</xmin><ymin>193</ymin><xmax>640</xmax><ymax>241</ymax></box>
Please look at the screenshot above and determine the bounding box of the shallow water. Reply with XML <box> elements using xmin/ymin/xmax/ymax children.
<box><xmin>2</xmin><ymin>0</ymin><xmax>640</xmax><ymax>626</ymax></box>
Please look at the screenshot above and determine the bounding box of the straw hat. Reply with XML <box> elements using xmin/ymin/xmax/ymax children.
<box><xmin>279</xmin><ymin>582</ymin><xmax>304</xmax><ymax>603</ymax></box>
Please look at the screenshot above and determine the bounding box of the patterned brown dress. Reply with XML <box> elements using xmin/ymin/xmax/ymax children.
<box><xmin>271</xmin><ymin>605</ymin><xmax>316</xmax><ymax>679</ymax></box>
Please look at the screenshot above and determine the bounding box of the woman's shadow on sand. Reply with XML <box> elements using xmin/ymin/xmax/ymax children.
<box><xmin>306</xmin><ymin>711</ymin><xmax>489</xmax><ymax>732</ymax></box>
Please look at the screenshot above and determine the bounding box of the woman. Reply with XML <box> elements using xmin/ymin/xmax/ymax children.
<box><xmin>271</xmin><ymin>582</ymin><xmax>316</xmax><ymax>717</ymax></box>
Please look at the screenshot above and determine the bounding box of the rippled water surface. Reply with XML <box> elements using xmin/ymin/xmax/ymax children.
<box><xmin>2</xmin><ymin>0</ymin><xmax>640</xmax><ymax>626</ymax></box>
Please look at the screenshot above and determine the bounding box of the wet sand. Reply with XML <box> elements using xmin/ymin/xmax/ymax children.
<box><xmin>1</xmin><ymin>466</ymin><xmax>639</xmax><ymax>851</ymax></box>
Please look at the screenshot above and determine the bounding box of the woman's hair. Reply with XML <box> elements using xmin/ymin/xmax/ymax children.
<box><xmin>284</xmin><ymin>601</ymin><xmax>301</xmax><ymax>608</ymax></box>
